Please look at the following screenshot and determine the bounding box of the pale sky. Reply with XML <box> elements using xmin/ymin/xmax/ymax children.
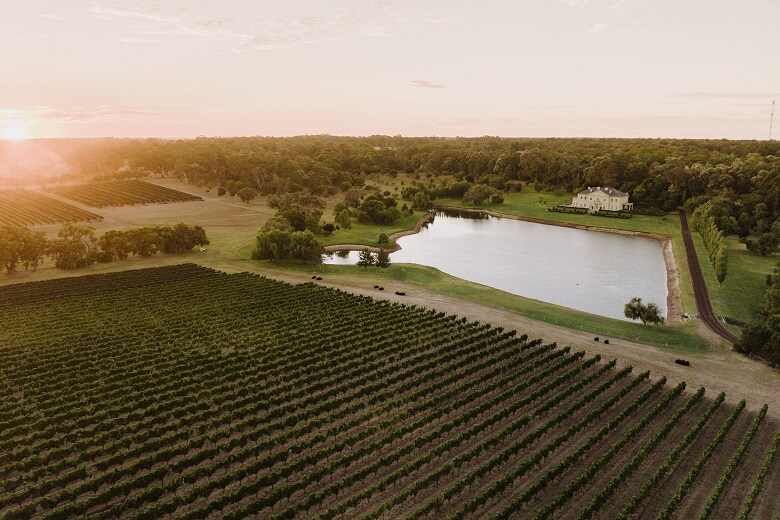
<box><xmin>1</xmin><ymin>0</ymin><xmax>778</xmax><ymax>139</ymax></box>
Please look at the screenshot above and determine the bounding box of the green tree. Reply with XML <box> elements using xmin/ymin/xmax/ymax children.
<box><xmin>640</xmin><ymin>302</ymin><xmax>665</xmax><ymax>325</ymax></box>
<box><xmin>237</xmin><ymin>187</ymin><xmax>257</xmax><ymax>203</ymax></box>
<box><xmin>357</xmin><ymin>249</ymin><xmax>376</xmax><ymax>268</ymax></box>
<box><xmin>761</xmin><ymin>333</ymin><xmax>780</xmax><ymax>366</ymax></box>
<box><xmin>99</xmin><ymin>230</ymin><xmax>131</xmax><ymax>260</ymax></box>
<box><xmin>161</xmin><ymin>224</ymin><xmax>210</xmax><ymax>253</ymax></box>
<box><xmin>51</xmin><ymin>224</ymin><xmax>99</xmax><ymax>270</ymax></box>
<box><xmin>376</xmin><ymin>249</ymin><xmax>391</xmax><ymax>268</ymax></box>
<box><xmin>268</xmin><ymin>191</ymin><xmax>325</xmax><ymax>232</ymax></box>
<box><xmin>252</xmin><ymin>228</ymin><xmax>292</xmax><ymax>261</ymax></box>
<box><xmin>737</xmin><ymin>263</ymin><xmax>780</xmax><ymax>361</ymax></box>
<box><xmin>19</xmin><ymin>229</ymin><xmax>48</xmax><ymax>272</ymax></box>
<box><xmin>462</xmin><ymin>184</ymin><xmax>503</xmax><ymax>205</ymax></box>
<box><xmin>745</xmin><ymin>233</ymin><xmax>778</xmax><ymax>256</ymax></box>
<box><xmin>624</xmin><ymin>297</ymin><xmax>644</xmax><ymax>322</ymax></box>
<box><xmin>289</xmin><ymin>231</ymin><xmax>324</xmax><ymax>263</ymax></box>
<box><xmin>344</xmin><ymin>188</ymin><xmax>362</xmax><ymax>208</ymax></box>
<box><xmin>335</xmin><ymin>209</ymin><xmax>352</xmax><ymax>230</ymax></box>
<box><xmin>735</xmin><ymin>323</ymin><xmax>772</xmax><ymax>355</ymax></box>
<box><xmin>0</xmin><ymin>225</ymin><xmax>48</xmax><ymax>274</ymax></box>
<box><xmin>126</xmin><ymin>227</ymin><xmax>163</xmax><ymax>257</ymax></box>
<box><xmin>355</xmin><ymin>194</ymin><xmax>402</xmax><ymax>225</ymax></box>
<box><xmin>412</xmin><ymin>190</ymin><xmax>433</xmax><ymax>210</ymax></box>
<box><xmin>624</xmin><ymin>297</ymin><xmax>665</xmax><ymax>325</ymax></box>
<box><xmin>377</xmin><ymin>233</ymin><xmax>390</xmax><ymax>246</ymax></box>
<box><xmin>0</xmin><ymin>225</ymin><xmax>26</xmax><ymax>273</ymax></box>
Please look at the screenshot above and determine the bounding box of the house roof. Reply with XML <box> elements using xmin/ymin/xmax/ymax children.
<box><xmin>578</xmin><ymin>186</ymin><xmax>628</xmax><ymax>197</ymax></box>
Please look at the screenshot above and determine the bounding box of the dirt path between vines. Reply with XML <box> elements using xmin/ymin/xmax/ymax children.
<box><xmin>2</xmin><ymin>252</ymin><xmax>778</xmax><ymax>416</ymax></box>
<box><xmin>210</xmin><ymin>260</ymin><xmax>780</xmax><ymax>416</ymax></box>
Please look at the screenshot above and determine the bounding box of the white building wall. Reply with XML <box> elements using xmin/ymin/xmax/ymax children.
<box><xmin>570</xmin><ymin>191</ymin><xmax>630</xmax><ymax>212</ymax></box>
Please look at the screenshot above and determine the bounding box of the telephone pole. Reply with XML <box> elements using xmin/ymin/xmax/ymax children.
<box><xmin>770</xmin><ymin>99</ymin><xmax>775</xmax><ymax>140</ymax></box>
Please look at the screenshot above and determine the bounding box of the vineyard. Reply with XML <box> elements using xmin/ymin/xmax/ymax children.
<box><xmin>0</xmin><ymin>190</ymin><xmax>102</xmax><ymax>227</ymax></box>
<box><xmin>50</xmin><ymin>180</ymin><xmax>202</xmax><ymax>207</ymax></box>
<box><xmin>0</xmin><ymin>264</ymin><xmax>777</xmax><ymax>519</ymax></box>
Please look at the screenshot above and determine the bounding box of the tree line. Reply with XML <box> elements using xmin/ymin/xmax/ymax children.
<box><xmin>689</xmin><ymin>202</ymin><xmax>729</xmax><ymax>283</ymax></box>
<box><xmin>0</xmin><ymin>223</ymin><xmax>209</xmax><ymax>273</ymax></box>
<box><xmin>30</xmin><ymin>136</ymin><xmax>778</xmax><ymax>233</ymax></box>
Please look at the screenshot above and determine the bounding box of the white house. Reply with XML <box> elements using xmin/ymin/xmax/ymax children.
<box><xmin>570</xmin><ymin>186</ymin><xmax>633</xmax><ymax>213</ymax></box>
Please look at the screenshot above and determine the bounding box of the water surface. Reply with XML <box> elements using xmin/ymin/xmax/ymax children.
<box><xmin>325</xmin><ymin>211</ymin><xmax>667</xmax><ymax>321</ymax></box>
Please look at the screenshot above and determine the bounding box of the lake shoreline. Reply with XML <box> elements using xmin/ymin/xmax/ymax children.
<box><xmin>322</xmin><ymin>210</ymin><xmax>436</xmax><ymax>254</ymax></box>
<box><xmin>324</xmin><ymin>206</ymin><xmax>683</xmax><ymax>324</ymax></box>
<box><xmin>435</xmin><ymin>205</ymin><xmax>684</xmax><ymax>324</ymax></box>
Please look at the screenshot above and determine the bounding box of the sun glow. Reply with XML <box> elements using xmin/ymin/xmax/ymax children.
<box><xmin>1</xmin><ymin>119</ymin><xmax>31</xmax><ymax>141</ymax></box>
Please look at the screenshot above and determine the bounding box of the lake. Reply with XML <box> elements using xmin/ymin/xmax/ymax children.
<box><xmin>324</xmin><ymin>211</ymin><xmax>668</xmax><ymax>321</ymax></box>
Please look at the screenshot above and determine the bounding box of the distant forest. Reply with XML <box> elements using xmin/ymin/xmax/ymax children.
<box><xmin>11</xmin><ymin>136</ymin><xmax>780</xmax><ymax>236</ymax></box>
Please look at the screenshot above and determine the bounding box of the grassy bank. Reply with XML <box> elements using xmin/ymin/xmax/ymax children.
<box><xmin>259</xmin><ymin>260</ymin><xmax>709</xmax><ymax>352</ymax></box>
<box><xmin>319</xmin><ymin>211</ymin><xmax>426</xmax><ymax>248</ymax></box>
<box><xmin>691</xmin><ymin>233</ymin><xmax>778</xmax><ymax>324</ymax></box>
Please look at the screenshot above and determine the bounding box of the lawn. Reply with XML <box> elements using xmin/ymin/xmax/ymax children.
<box><xmin>691</xmin><ymin>233</ymin><xmax>778</xmax><ymax>324</ymax></box>
<box><xmin>319</xmin><ymin>211</ymin><xmax>426</xmax><ymax>248</ymax></box>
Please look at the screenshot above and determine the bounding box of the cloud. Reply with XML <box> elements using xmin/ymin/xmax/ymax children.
<box><xmin>410</xmin><ymin>80</ymin><xmax>447</xmax><ymax>89</ymax></box>
<box><xmin>670</xmin><ymin>92</ymin><xmax>778</xmax><ymax>100</ymax></box>
<box><xmin>588</xmin><ymin>20</ymin><xmax>638</xmax><ymax>33</ymax></box>
<box><xmin>117</xmin><ymin>36</ymin><xmax>159</xmax><ymax>44</ymax></box>
<box><xmin>442</xmin><ymin>117</ymin><xmax>482</xmax><ymax>126</ymax></box>
<box><xmin>38</xmin><ymin>13</ymin><xmax>65</xmax><ymax>21</ymax></box>
<box><xmin>563</xmin><ymin>0</ymin><xmax>633</xmax><ymax>8</ymax></box>
<box><xmin>609</xmin><ymin>0</ymin><xmax>631</xmax><ymax>10</ymax></box>
<box><xmin>1</xmin><ymin>105</ymin><xmax>159</xmax><ymax>122</ymax></box>
<box><xmin>89</xmin><ymin>2</ymin><xmax>408</xmax><ymax>51</ymax></box>
<box><xmin>90</xmin><ymin>5</ymin><xmax>247</xmax><ymax>41</ymax></box>
<box><xmin>360</xmin><ymin>26</ymin><xmax>386</xmax><ymax>36</ymax></box>
<box><xmin>235</xmin><ymin>13</ymin><xmax>370</xmax><ymax>51</ymax></box>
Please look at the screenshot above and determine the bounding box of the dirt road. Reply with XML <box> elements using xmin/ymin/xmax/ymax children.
<box><xmin>678</xmin><ymin>209</ymin><xmax>737</xmax><ymax>343</ymax></box>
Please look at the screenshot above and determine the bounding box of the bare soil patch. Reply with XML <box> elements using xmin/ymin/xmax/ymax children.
<box><xmin>709</xmin><ymin>418</ymin><xmax>780</xmax><ymax>519</ymax></box>
<box><xmin>591</xmin><ymin>395</ymin><xmax>714</xmax><ymax>519</ymax></box>
<box><xmin>548</xmin><ymin>390</ymin><xmax>691</xmax><ymax>519</ymax></box>
<box><xmin>629</xmin><ymin>400</ymin><xmax>746</xmax><ymax>519</ymax></box>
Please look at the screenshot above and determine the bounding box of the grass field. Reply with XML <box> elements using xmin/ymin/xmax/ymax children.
<box><xmin>320</xmin><ymin>211</ymin><xmax>426</xmax><ymax>248</ymax></box>
<box><xmin>692</xmin><ymin>234</ymin><xmax>779</xmax><ymax>324</ymax></box>
<box><xmin>0</xmin><ymin>264</ymin><xmax>777</xmax><ymax>519</ymax></box>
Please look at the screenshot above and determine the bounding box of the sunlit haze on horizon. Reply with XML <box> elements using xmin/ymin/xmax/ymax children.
<box><xmin>1</xmin><ymin>0</ymin><xmax>778</xmax><ymax>140</ymax></box>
